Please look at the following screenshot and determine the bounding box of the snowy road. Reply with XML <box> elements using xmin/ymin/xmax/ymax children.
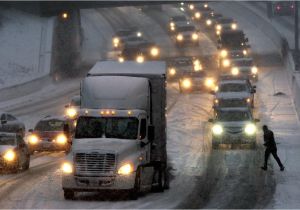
<box><xmin>0</xmin><ymin>2</ymin><xmax>299</xmax><ymax>209</ymax></box>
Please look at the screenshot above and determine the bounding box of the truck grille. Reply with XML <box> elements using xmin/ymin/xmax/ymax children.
<box><xmin>74</xmin><ymin>152</ymin><xmax>116</xmax><ymax>177</ymax></box>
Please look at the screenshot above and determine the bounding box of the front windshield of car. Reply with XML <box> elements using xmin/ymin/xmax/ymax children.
<box><xmin>182</xmin><ymin>71</ymin><xmax>206</xmax><ymax>77</ymax></box>
<box><xmin>116</xmin><ymin>30</ymin><xmax>132</xmax><ymax>36</ymax></box>
<box><xmin>172</xmin><ymin>16</ymin><xmax>186</xmax><ymax>21</ymax></box>
<box><xmin>219</xmin><ymin>83</ymin><xmax>247</xmax><ymax>92</ymax></box>
<box><xmin>233</xmin><ymin>60</ymin><xmax>252</xmax><ymax>66</ymax></box>
<box><xmin>0</xmin><ymin>136</ymin><xmax>16</xmax><ymax>146</ymax></box>
<box><xmin>218</xmin><ymin>19</ymin><xmax>233</xmax><ymax>24</ymax></box>
<box><xmin>75</xmin><ymin>116</ymin><xmax>139</xmax><ymax>140</ymax></box>
<box><xmin>222</xmin><ymin>33</ymin><xmax>245</xmax><ymax>47</ymax></box>
<box><xmin>219</xmin><ymin>99</ymin><xmax>247</xmax><ymax>107</ymax></box>
<box><xmin>35</xmin><ymin>120</ymin><xmax>64</xmax><ymax>131</ymax></box>
<box><xmin>177</xmin><ymin>26</ymin><xmax>196</xmax><ymax>32</ymax></box>
<box><xmin>217</xmin><ymin>110</ymin><xmax>251</xmax><ymax>121</ymax></box>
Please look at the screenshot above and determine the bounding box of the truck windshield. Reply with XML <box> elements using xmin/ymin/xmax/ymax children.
<box><xmin>35</xmin><ymin>120</ymin><xmax>64</xmax><ymax>131</ymax></box>
<box><xmin>219</xmin><ymin>99</ymin><xmax>247</xmax><ymax>107</ymax></box>
<box><xmin>0</xmin><ymin>136</ymin><xmax>16</xmax><ymax>146</ymax></box>
<box><xmin>217</xmin><ymin>111</ymin><xmax>250</xmax><ymax>121</ymax></box>
<box><xmin>75</xmin><ymin>116</ymin><xmax>139</xmax><ymax>140</ymax></box>
<box><xmin>219</xmin><ymin>83</ymin><xmax>247</xmax><ymax>92</ymax></box>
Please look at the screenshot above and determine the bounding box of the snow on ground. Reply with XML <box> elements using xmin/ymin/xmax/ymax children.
<box><xmin>0</xmin><ymin>7</ymin><xmax>53</xmax><ymax>89</ymax></box>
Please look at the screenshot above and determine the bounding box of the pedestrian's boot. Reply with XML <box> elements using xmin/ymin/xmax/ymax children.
<box><xmin>261</xmin><ymin>166</ymin><xmax>267</xmax><ymax>171</ymax></box>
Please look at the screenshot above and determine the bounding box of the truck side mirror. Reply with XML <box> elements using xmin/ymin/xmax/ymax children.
<box><xmin>148</xmin><ymin>125</ymin><xmax>155</xmax><ymax>142</ymax></box>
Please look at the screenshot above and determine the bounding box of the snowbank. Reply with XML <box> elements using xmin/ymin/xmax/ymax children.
<box><xmin>0</xmin><ymin>7</ymin><xmax>54</xmax><ymax>89</ymax></box>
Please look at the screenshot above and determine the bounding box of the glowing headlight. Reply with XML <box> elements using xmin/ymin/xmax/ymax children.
<box><xmin>56</xmin><ymin>134</ymin><xmax>67</xmax><ymax>145</ymax></box>
<box><xmin>216</xmin><ymin>24</ymin><xmax>222</xmax><ymax>31</ymax></box>
<box><xmin>243</xmin><ymin>49</ymin><xmax>248</xmax><ymax>55</ymax></box>
<box><xmin>212</xmin><ymin>124</ymin><xmax>223</xmax><ymax>135</ymax></box>
<box><xmin>118</xmin><ymin>163</ymin><xmax>134</xmax><ymax>175</ymax></box>
<box><xmin>220</xmin><ymin>50</ymin><xmax>228</xmax><ymax>58</ymax></box>
<box><xmin>3</xmin><ymin>150</ymin><xmax>16</xmax><ymax>162</ymax></box>
<box><xmin>66</xmin><ymin>107</ymin><xmax>77</xmax><ymax>119</ymax></box>
<box><xmin>169</xmin><ymin>68</ymin><xmax>176</xmax><ymax>76</ymax></box>
<box><xmin>170</xmin><ymin>22</ymin><xmax>175</xmax><ymax>27</ymax></box>
<box><xmin>231</xmin><ymin>67</ymin><xmax>240</xmax><ymax>76</ymax></box>
<box><xmin>251</xmin><ymin>66</ymin><xmax>258</xmax><ymax>74</ymax></box>
<box><xmin>189</xmin><ymin>4</ymin><xmax>194</xmax><ymax>10</ymax></box>
<box><xmin>195</xmin><ymin>12</ymin><xmax>201</xmax><ymax>19</ymax></box>
<box><xmin>206</xmin><ymin>19</ymin><xmax>212</xmax><ymax>26</ymax></box>
<box><xmin>182</xmin><ymin>79</ymin><xmax>192</xmax><ymax>89</ymax></box>
<box><xmin>177</xmin><ymin>34</ymin><xmax>183</xmax><ymax>41</ymax></box>
<box><xmin>246</xmin><ymin>98</ymin><xmax>251</xmax><ymax>103</ymax></box>
<box><xmin>205</xmin><ymin>78</ymin><xmax>215</xmax><ymax>88</ymax></box>
<box><xmin>194</xmin><ymin>64</ymin><xmax>202</xmax><ymax>71</ymax></box>
<box><xmin>29</xmin><ymin>135</ymin><xmax>39</xmax><ymax>145</ymax></box>
<box><xmin>216</xmin><ymin>30</ymin><xmax>221</xmax><ymax>35</ymax></box>
<box><xmin>171</xmin><ymin>26</ymin><xmax>176</xmax><ymax>31</ymax></box>
<box><xmin>113</xmin><ymin>37</ymin><xmax>119</xmax><ymax>47</ymax></box>
<box><xmin>150</xmin><ymin>47</ymin><xmax>159</xmax><ymax>57</ymax></box>
<box><xmin>136</xmin><ymin>31</ymin><xmax>142</xmax><ymax>37</ymax></box>
<box><xmin>222</xmin><ymin>59</ymin><xmax>230</xmax><ymax>67</ymax></box>
<box><xmin>214</xmin><ymin>99</ymin><xmax>219</xmax><ymax>104</ymax></box>
<box><xmin>204</xmin><ymin>3</ymin><xmax>208</xmax><ymax>8</ymax></box>
<box><xmin>118</xmin><ymin>56</ymin><xmax>124</xmax><ymax>63</ymax></box>
<box><xmin>136</xmin><ymin>55</ymin><xmax>144</xmax><ymax>63</ymax></box>
<box><xmin>231</xmin><ymin>23</ymin><xmax>237</xmax><ymax>30</ymax></box>
<box><xmin>62</xmin><ymin>162</ymin><xmax>73</xmax><ymax>174</ymax></box>
<box><xmin>192</xmin><ymin>33</ymin><xmax>199</xmax><ymax>40</ymax></box>
<box><xmin>244</xmin><ymin>123</ymin><xmax>256</xmax><ymax>136</ymax></box>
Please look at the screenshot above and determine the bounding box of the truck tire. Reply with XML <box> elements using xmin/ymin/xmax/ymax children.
<box><xmin>157</xmin><ymin>168</ymin><xmax>167</xmax><ymax>192</ymax></box>
<box><xmin>129</xmin><ymin>168</ymin><xmax>141</xmax><ymax>200</ymax></box>
<box><xmin>64</xmin><ymin>189</ymin><xmax>75</xmax><ymax>200</ymax></box>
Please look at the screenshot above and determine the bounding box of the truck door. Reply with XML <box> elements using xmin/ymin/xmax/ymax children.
<box><xmin>138</xmin><ymin>117</ymin><xmax>150</xmax><ymax>164</ymax></box>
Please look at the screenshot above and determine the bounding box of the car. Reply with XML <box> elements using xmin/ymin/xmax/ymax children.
<box><xmin>204</xmin><ymin>12</ymin><xmax>223</xmax><ymax>28</ymax></box>
<box><xmin>179</xmin><ymin>70</ymin><xmax>216</xmax><ymax>93</ymax></box>
<box><xmin>0</xmin><ymin>111</ymin><xmax>25</xmax><ymax>137</ymax></box>
<box><xmin>112</xmin><ymin>28</ymin><xmax>143</xmax><ymax>50</ymax></box>
<box><xmin>271</xmin><ymin>1</ymin><xmax>295</xmax><ymax>16</ymax></box>
<box><xmin>215</xmin><ymin>17</ymin><xmax>238</xmax><ymax>35</ymax></box>
<box><xmin>209</xmin><ymin>107</ymin><xmax>259</xmax><ymax>149</ymax></box>
<box><xmin>167</xmin><ymin>56</ymin><xmax>200</xmax><ymax>81</ymax></box>
<box><xmin>65</xmin><ymin>95</ymin><xmax>80</xmax><ymax>120</ymax></box>
<box><xmin>191</xmin><ymin>4</ymin><xmax>214</xmax><ymax>21</ymax></box>
<box><xmin>213</xmin><ymin>94</ymin><xmax>252</xmax><ymax>110</ymax></box>
<box><xmin>169</xmin><ymin>15</ymin><xmax>188</xmax><ymax>33</ymax></box>
<box><xmin>0</xmin><ymin>132</ymin><xmax>30</xmax><ymax>172</ymax></box>
<box><xmin>229</xmin><ymin>58</ymin><xmax>258</xmax><ymax>81</ymax></box>
<box><xmin>174</xmin><ymin>22</ymin><xmax>199</xmax><ymax>46</ymax></box>
<box><xmin>27</xmin><ymin>116</ymin><xmax>71</xmax><ymax>154</ymax></box>
<box><xmin>214</xmin><ymin>79</ymin><xmax>256</xmax><ymax>107</ymax></box>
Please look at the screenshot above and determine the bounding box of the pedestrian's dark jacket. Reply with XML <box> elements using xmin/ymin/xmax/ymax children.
<box><xmin>263</xmin><ymin>130</ymin><xmax>277</xmax><ymax>150</ymax></box>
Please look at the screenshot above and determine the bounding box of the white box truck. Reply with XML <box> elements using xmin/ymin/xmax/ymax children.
<box><xmin>62</xmin><ymin>61</ymin><xmax>168</xmax><ymax>200</ymax></box>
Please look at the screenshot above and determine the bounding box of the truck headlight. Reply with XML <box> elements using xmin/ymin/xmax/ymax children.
<box><xmin>118</xmin><ymin>163</ymin><xmax>133</xmax><ymax>175</ymax></box>
<box><xmin>251</xmin><ymin>66</ymin><xmax>258</xmax><ymax>74</ymax></box>
<box><xmin>220</xmin><ymin>50</ymin><xmax>228</xmax><ymax>58</ymax></box>
<box><xmin>136</xmin><ymin>55</ymin><xmax>144</xmax><ymax>63</ymax></box>
<box><xmin>66</xmin><ymin>107</ymin><xmax>77</xmax><ymax>119</ymax></box>
<box><xmin>29</xmin><ymin>135</ymin><xmax>39</xmax><ymax>145</ymax></box>
<box><xmin>192</xmin><ymin>33</ymin><xmax>198</xmax><ymax>40</ymax></box>
<box><xmin>212</xmin><ymin>124</ymin><xmax>223</xmax><ymax>135</ymax></box>
<box><xmin>206</xmin><ymin>19</ymin><xmax>212</xmax><ymax>26</ymax></box>
<box><xmin>169</xmin><ymin>68</ymin><xmax>176</xmax><ymax>76</ymax></box>
<box><xmin>243</xmin><ymin>49</ymin><xmax>248</xmax><ymax>55</ymax></box>
<box><xmin>231</xmin><ymin>67</ymin><xmax>239</xmax><ymax>76</ymax></box>
<box><xmin>244</xmin><ymin>123</ymin><xmax>256</xmax><ymax>136</ymax></box>
<box><xmin>3</xmin><ymin>150</ymin><xmax>16</xmax><ymax>162</ymax></box>
<box><xmin>177</xmin><ymin>34</ymin><xmax>183</xmax><ymax>41</ymax></box>
<box><xmin>194</xmin><ymin>64</ymin><xmax>202</xmax><ymax>71</ymax></box>
<box><xmin>216</xmin><ymin>24</ymin><xmax>222</xmax><ymax>31</ymax></box>
<box><xmin>181</xmin><ymin>79</ymin><xmax>192</xmax><ymax>89</ymax></box>
<box><xmin>62</xmin><ymin>162</ymin><xmax>73</xmax><ymax>174</ymax></box>
<box><xmin>222</xmin><ymin>59</ymin><xmax>230</xmax><ymax>67</ymax></box>
<box><xmin>205</xmin><ymin>78</ymin><xmax>215</xmax><ymax>88</ymax></box>
<box><xmin>195</xmin><ymin>12</ymin><xmax>201</xmax><ymax>19</ymax></box>
<box><xmin>150</xmin><ymin>47</ymin><xmax>159</xmax><ymax>57</ymax></box>
<box><xmin>231</xmin><ymin>23</ymin><xmax>237</xmax><ymax>30</ymax></box>
<box><xmin>56</xmin><ymin>134</ymin><xmax>67</xmax><ymax>145</ymax></box>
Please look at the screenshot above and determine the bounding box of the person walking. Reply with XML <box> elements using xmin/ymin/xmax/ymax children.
<box><xmin>261</xmin><ymin>125</ymin><xmax>285</xmax><ymax>171</ymax></box>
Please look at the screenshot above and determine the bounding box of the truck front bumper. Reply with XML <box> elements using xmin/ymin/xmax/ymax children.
<box><xmin>62</xmin><ymin>172</ymin><xmax>136</xmax><ymax>191</ymax></box>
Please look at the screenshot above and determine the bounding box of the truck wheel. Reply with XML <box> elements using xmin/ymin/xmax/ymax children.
<box><xmin>129</xmin><ymin>168</ymin><xmax>141</xmax><ymax>200</ymax></box>
<box><xmin>64</xmin><ymin>190</ymin><xmax>75</xmax><ymax>200</ymax></box>
<box><xmin>157</xmin><ymin>168</ymin><xmax>168</xmax><ymax>192</ymax></box>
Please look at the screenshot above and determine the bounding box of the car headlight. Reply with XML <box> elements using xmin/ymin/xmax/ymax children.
<box><xmin>29</xmin><ymin>134</ymin><xmax>39</xmax><ymax>145</ymax></box>
<box><xmin>216</xmin><ymin>24</ymin><xmax>222</xmax><ymax>31</ymax></box>
<box><xmin>220</xmin><ymin>50</ymin><xmax>228</xmax><ymax>58</ymax></box>
<box><xmin>231</xmin><ymin>23</ymin><xmax>237</xmax><ymax>30</ymax></box>
<box><xmin>136</xmin><ymin>31</ymin><xmax>142</xmax><ymax>37</ymax></box>
<box><xmin>62</xmin><ymin>162</ymin><xmax>73</xmax><ymax>174</ymax></box>
<box><xmin>244</xmin><ymin>123</ymin><xmax>256</xmax><ymax>136</ymax></box>
<box><xmin>192</xmin><ymin>33</ymin><xmax>198</xmax><ymax>40</ymax></box>
<box><xmin>177</xmin><ymin>34</ymin><xmax>183</xmax><ymax>41</ymax></box>
<box><xmin>246</xmin><ymin>98</ymin><xmax>251</xmax><ymax>103</ymax></box>
<box><xmin>204</xmin><ymin>3</ymin><xmax>208</xmax><ymax>8</ymax></box>
<box><xmin>169</xmin><ymin>68</ymin><xmax>176</xmax><ymax>76</ymax></box>
<box><xmin>216</xmin><ymin>30</ymin><xmax>221</xmax><ymax>35</ymax></box>
<box><xmin>194</xmin><ymin>64</ymin><xmax>202</xmax><ymax>71</ymax></box>
<box><xmin>118</xmin><ymin>163</ymin><xmax>134</xmax><ymax>175</ymax></box>
<box><xmin>170</xmin><ymin>22</ymin><xmax>175</xmax><ymax>27</ymax></box>
<box><xmin>56</xmin><ymin>134</ymin><xmax>67</xmax><ymax>145</ymax></box>
<box><xmin>231</xmin><ymin>67</ymin><xmax>239</xmax><ymax>76</ymax></box>
<box><xmin>181</xmin><ymin>79</ymin><xmax>192</xmax><ymax>89</ymax></box>
<box><xmin>212</xmin><ymin>124</ymin><xmax>223</xmax><ymax>135</ymax></box>
<box><xmin>195</xmin><ymin>12</ymin><xmax>201</xmax><ymax>19</ymax></box>
<box><xmin>243</xmin><ymin>49</ymin><xmax>248</xmax><ymax>55</ymax></box>
<box><xmin>171</xmin><ymin>26</ymin><xmax>176</xmax><ymax>31</ymax></box>
<box><xmin>113</xmin><ymin>37</ymin><xmax>119</xmax><ymax>47</ymax></box>
<box><xmin>205</xmin><ymin>78</ymin><xmax>215</xmax><ymax>88</ymax></box>
<box><xmin>222</xmin><ymin>59</ymin><xmax>230</xmax><ymax>67</ymax></box>
<box><xmin>136</xmin><ymin>55</ymin><xmax>144</xmax><ymax>63</ymax></box>
<box><xmin>214</xmin><ymin>99</ymin><xmax>219</xmax><ymax>104</ymax></box>
<box><xmin>251</xmin><ymin>66</ymin><xmax>258</xmax><ymax>74</ymax></box>
<box><xmin>118</xmin><ymin>56</ymin><xmax>124</xmax><ymax>63</ymax></box>
<box><xmin>189</xmin><ymin>4</ymin><xmax>194</xmax><ymax>10</ymax></box>
<box><xmin>206</xmin><ymin>19</ymin><xmax>212</xmax><ymax>26</ymax></box>
<box><xmin>3</xmin><ymin>150</ymin><xmax>16</xmax><ymax>162</ymax></box>
<box><xmin>66</xmin><ymin>107</ymin><xmax>77</xmax><ymax>119</ymax></box>
<box><xmin>150</xmin><ymin>47</ymin><xmax>159</xmax><ymax>57</ymax></box>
